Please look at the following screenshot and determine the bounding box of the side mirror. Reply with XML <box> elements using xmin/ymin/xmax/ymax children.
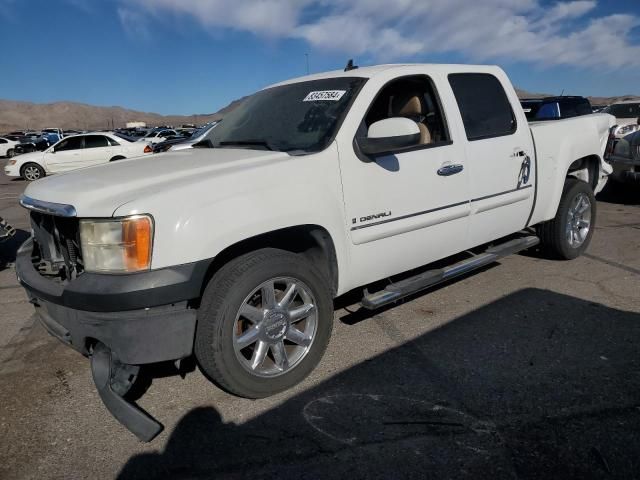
<box><xmin>358</xmin><ymin>117</ymin><xmax>420</xmax><ymax>156</ymax></box>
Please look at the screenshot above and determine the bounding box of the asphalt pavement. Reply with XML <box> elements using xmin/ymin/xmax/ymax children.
<box><xmin>0</xmin><ymin>162</ymin><xmax>639</xmax><ymax>479</ymax></box>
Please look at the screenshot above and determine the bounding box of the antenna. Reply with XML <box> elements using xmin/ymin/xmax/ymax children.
<box><xmin>560</xmin><ymin>89</ymin><xmax>565</xmax><ymax>97</ymax></box>
<box><xmin>344</xmin><ymin>59</ymin><xmax>358</xmax><ymax>72</ymax></box>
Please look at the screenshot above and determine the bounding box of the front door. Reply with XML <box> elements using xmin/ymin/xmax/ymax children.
<box><xmin>448</xmin><ymin>72</ymin><xmax>536</xmax><ymax>247</ymax></box>
<box><xmin>338</xmin><ymin>74</ymin><xmax>470</xmax><ymax>287</ymax></box>
<box><xmin>45</xmin><ymin>136</ymin><xmax>84</xmax><ymax>173</ymax></box>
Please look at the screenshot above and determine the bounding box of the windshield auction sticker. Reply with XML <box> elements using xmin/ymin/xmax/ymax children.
<box><xmin>303</xmin><ymin>90</ymin><xmax>347</xmax><ymax>102</ymax></box>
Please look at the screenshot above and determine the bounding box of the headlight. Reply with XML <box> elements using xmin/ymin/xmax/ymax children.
<box><xmin>616</xmin><ymin>124</ymin><xmax>639</xmax><ymax>136</ymax></box>
<box><xmin>80</xmin><ymin>215</ymin><xmax>153</xmax><ymax>273</ymax></box>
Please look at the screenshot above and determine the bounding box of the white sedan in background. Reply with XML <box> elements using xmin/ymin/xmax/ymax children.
<box><xmin>4</xmin><ymin>132</ymin><xmax>153</xmax><ymax>181</ymax></box>
<box><xmin>0</xmin><ymin>137</ymin><xmax>18</xmax><ymax>158</ymax></box>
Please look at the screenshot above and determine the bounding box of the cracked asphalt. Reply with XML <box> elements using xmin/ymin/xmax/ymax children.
<box><xmin>0</xmin><ymin>163</ymin><xmax>639</xmax><ymax>479</ymax></box>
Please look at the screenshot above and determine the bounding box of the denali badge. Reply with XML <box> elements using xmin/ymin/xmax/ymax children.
<box><xmin>352</xmin><ymin>211</ymin><xmax>392</xmax><ymax>224</ymax></box>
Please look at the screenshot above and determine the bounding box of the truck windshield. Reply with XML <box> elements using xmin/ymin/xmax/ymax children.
<box><xmin>605</xmin><ymin>103</ymin><xmax>640</xmax><ymax>118</ymax></box>
<box><xmin>208</xmin><ymin>77</ymin><xmax>366</xmax><ymax>153</ymax></box>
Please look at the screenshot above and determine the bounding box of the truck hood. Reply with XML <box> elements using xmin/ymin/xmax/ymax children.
<box><xmin>23</xmin><ymin>148</ymin><xmax>292</xmax><ymax>217</ymax></box>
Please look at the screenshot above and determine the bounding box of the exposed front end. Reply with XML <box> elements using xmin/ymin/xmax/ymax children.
<box><xmin>15</xmin><ymin>195</ymin><xmax>209</xmax><ymax>440</ymax></box>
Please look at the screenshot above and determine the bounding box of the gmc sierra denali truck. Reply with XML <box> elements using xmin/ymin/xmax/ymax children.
<box><xmin>16</xmin><ymin>64</ymin><xmax>614</xmax><ymax>441</ymax></box>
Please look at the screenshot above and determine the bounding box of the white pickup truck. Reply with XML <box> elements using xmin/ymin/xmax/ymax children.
<box><xmin>16</xmin><ymin>64</ymin><xmax>614</xmax><ymax>440</ymax></box>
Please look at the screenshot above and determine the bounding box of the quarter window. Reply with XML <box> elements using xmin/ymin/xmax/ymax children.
<box><xmin>448</xmin><ymin>73</ymin><xmax>516</xmax><ymax>141</ymax></box>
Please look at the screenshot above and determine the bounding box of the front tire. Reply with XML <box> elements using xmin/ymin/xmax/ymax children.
<box><xmin>195</xmin><ymin>248</ymin><xmax>333</xmax><ymax>398</ymax></box>
<box><xmin>536</xmin><ymin>178</ymin><xmax>596</xmax><ymax>259</ymax></box>
<box><xmin>20</xmin><ymin>163</ymin><xmax>45</xmax><ymax>181</ymax></box>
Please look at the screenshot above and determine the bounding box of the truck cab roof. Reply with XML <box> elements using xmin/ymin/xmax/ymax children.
<box><xmin>267</xmin><ymin>63</ymin><xmax>504</xmax><ymax>88</ymax></box>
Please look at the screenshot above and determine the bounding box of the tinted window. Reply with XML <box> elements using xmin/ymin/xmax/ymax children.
<box><xmin>0</xmin><ymin>139</ymin><xmax>6</xmax><ymax>144</ymax></box>
<box><xmin>449</xmin><ymin>73</ymin><xmax>516</xmax><ymax>140</ymax></box>
<box><xmin>604</xmin><ymin>103</ymin><xmax>640</xmax><ymax>118</ymax></box>
<box><xmin>55</xmin><ymin>136</ymin><xmax>83</xmax><ymax>151</ymax></box>
<box><xmin>558</xmin><ymin>98</ymin><xmax>592</xmax><ymax>118</ymax></box>
<box><xmin>84</xmin><ymin>135</ymin><xmax>109</xmax><ymax>148</ymax></box>
<box><xmin>106</xmin><ymin>137</ymin><xmax>120</xmax><ymax>146</ymax></box>
<box><xmin>536</xmin><ymin>102</ymin><xmax>560</xmax><ymax>119</ymax></box>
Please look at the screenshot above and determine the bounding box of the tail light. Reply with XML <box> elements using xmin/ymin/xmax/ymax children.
<box><xmin>144</xmin><ymin>145</ymin><xmax>153</xmax><ymax>153</ymax></box>
<box><xmin>604</xmin><ymin>127</ymin><xmax>617</xmax><ymax>158</ymax></box>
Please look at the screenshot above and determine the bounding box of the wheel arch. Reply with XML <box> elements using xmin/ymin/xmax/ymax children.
<box><xmin>198</xmin><ymin>224</ymin><xmax>339</xmax><ymax>300</ymax></box>
<box><xmin>20</xmin><ymin>161</ymin><xmax>45</xmax><ymax>180</ymax></box>
<box><xmin>566</xmin><ymin>154</ymin><xmax>600</xmax><ymax>191</ymax></box>
<box><xmin>109</xmin><ymin>155</ymin><xmax>126</xmax><ymax>162</ymax></box>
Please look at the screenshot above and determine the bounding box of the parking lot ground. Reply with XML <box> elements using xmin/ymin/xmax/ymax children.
<box><xmin>0</xmin><ymin>164</ymin><xmax>639</xmax><ymax>479</ymax></box>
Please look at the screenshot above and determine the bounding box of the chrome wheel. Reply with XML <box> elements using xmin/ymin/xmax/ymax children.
<box><xmin>566</xmin><ymin>192</ymin><xmax>591</xmax><ymax>248</ymax></box>
<box><xmin>233</xmin><ymin>277</ymin><xmax>318</xmax><ymax>378</ymax></box>
<box><xmin>23</xmin><ymin>165</ymin><xmax>41</xmax><ymax>181</ymax></box>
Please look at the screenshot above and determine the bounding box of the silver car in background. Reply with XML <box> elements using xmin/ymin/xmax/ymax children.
<box><xmin>603</xmin><ymin>101</ymin><xmax>640</xmax><ymax>138</ymax></box>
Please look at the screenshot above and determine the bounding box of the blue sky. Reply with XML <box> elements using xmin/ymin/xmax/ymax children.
<box><xmin>1</xmin><ymin>0</ymin><xmax>640</xmax><ymax>115</ymax></box>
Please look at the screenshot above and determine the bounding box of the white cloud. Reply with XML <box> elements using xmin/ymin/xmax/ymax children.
<box><xmin>118</xmin><ymin>7</ymin><xmax>151</xmax><ymax>40</ymax></box>
<box><xmin>121</xmin><ymin>0</ymin><xmax>310</xmax><ymax>36</ymax></box>
<box><xmin>118</xmin><ymin>0</ymin><xmax>640</xmax><ymax>69</ymax></box>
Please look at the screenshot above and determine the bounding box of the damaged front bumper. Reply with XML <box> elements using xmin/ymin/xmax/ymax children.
<box><xmin>16</xmin><ymin>238</ymin><xmax>209</xmax><ymax>441</ymax></box>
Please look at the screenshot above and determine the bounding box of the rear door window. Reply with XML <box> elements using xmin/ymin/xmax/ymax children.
<box><xmin>84</xmin><ymin>135</ymin><xmax>109</xmax><ymax>148</ymax></box>
<box><xmin>448</xmin><ymin>73</ymin><xmax>516</xmax><ymax>141</ymax></box>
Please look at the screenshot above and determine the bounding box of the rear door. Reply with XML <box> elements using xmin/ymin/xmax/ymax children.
<box><xmin>448</xmin><ymin>72</ymin><xmax>535</xmax><ymax>246</ymax></box>
<box><xmin>45</xmin><ymin>136</ymin><xmax>84</xmax><ymax>173</ymax></box>
<box><xmin>82</xmin><ymin>135</ymin><xmax>112</xmax><ymax>165</ymax></box>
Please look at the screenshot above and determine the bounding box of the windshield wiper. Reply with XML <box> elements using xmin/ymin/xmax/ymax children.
<box><xmin>218</xmin><ymin>139</ymin><xmax>275</xmax><ymax>151</ymax></box>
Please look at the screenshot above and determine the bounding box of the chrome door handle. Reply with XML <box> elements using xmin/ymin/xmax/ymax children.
<box><xmin>437</xmin><ymin>164</ymin><xmax>464</xmax><ymax>176</ymax></box>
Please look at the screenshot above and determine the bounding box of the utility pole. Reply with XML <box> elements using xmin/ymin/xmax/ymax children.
<box><xmin>305</xmin><ymin>53</ymin><xmax>309</xmax><ymax>75</ymax></box>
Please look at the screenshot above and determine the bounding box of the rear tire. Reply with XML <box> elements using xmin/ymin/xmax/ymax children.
<box><xmin>6</xmin><ymin>149</ymin><xmax>14</xmax><ymax>158</ymax></box>
<box><xmin>20</xmin><ymin>163</ymin><xmax>45</xmax><ymax>181</ymax></box>
<box><xmin>195</xmin><ymin>248</ymin><xmax>333</xmax><ymax>398</ymax></box>
<box><xmin>109</xmin><ymin>156</ymin><xmax>126</xmax><ymax>162</ymax></box>
<box><xmin>536</xmin><ymin>178</ymin><xmax>595</xmax><ymax>259</ymax></box>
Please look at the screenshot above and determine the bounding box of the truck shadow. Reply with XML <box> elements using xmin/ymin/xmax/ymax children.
<box><xmin>118</xmin><ymin>288</ymin><xmax>640</xmax><ymax>480</ymax></box>
<box><xmin>0</xmin><ymin>229</ymin><xmax>29</xmax><ymax>271</ymax></box>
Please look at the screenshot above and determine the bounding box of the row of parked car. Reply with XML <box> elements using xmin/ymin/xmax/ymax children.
<box><xmin>1</xmin><ymin>123</ymin><xmax>218</xmax><ymax>181</ymax></box>
<box><xmin>3</xmin><ymin>95</ymin><xmax>638</xmax><ymax>184</ymax></box>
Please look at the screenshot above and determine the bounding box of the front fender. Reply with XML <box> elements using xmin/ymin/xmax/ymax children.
<box><xmin>113</xmin><ymin>145</ymin><xmax>351</xmax><ymax>293</ymax></box>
